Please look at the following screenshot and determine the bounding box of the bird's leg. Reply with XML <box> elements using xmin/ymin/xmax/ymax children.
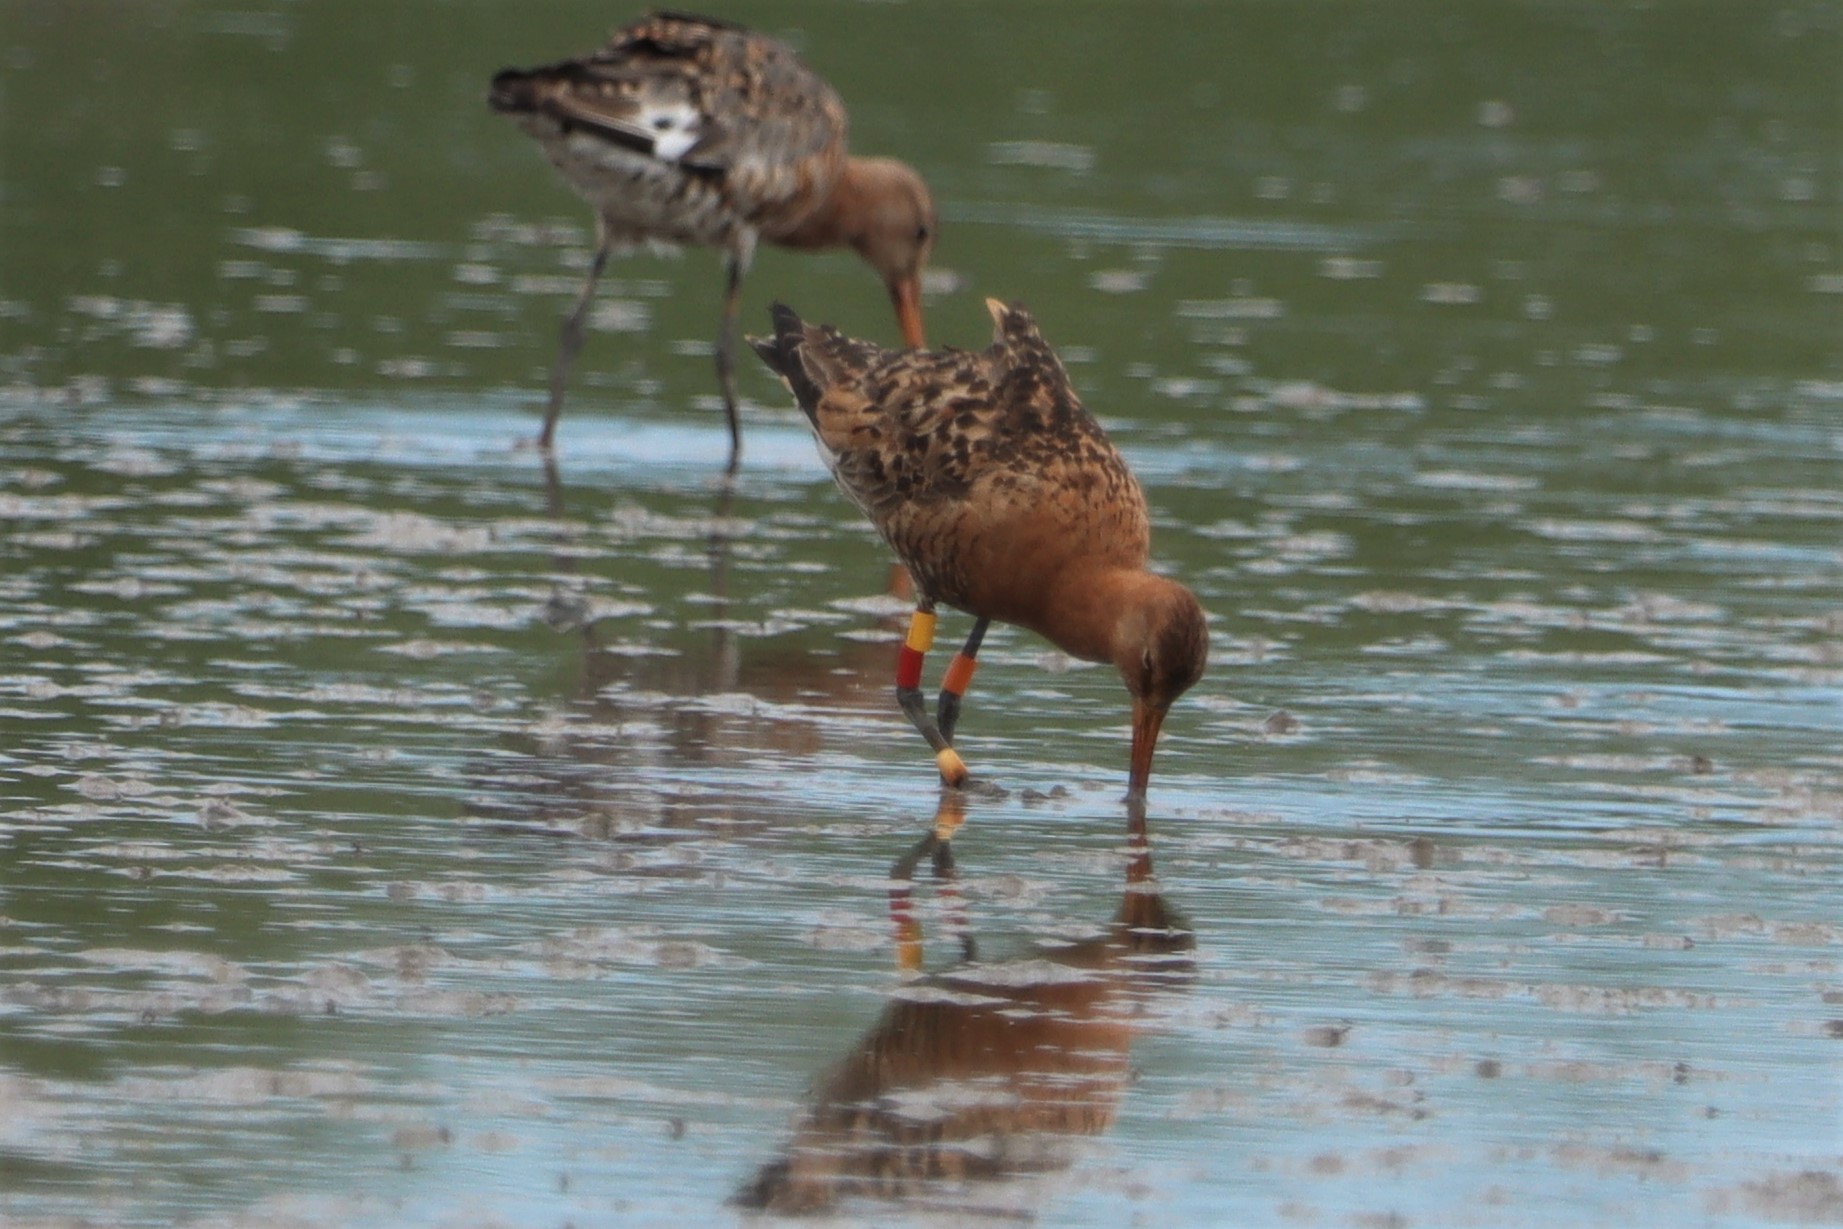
<box><xmin>714</xmin><ymin>242</ymin><xmax>753</xmax><ymax>473</ymax></box>
<box><xmin>887</xmin><ymin>827</ymin><xmax>935</xmax><ymax>975</ymax></box>
<box><xmin>540</xmin><ymin>218</ymin><xmax>613</xmax><ymax>451</ymax></box>
<box><xmin>886</xmin><ymin>790</ymin><xmax>974</xmax><ymax>973</ymax></box>
<box><xmin>896</xmin><ymin>604</ymin><xmax>970</xmax><ymax>787</ymax></box>
<box><xmin>929</xmin><ymin>790</ymin><xmax>975</xmax><ymax>961</ymax></box>
<box><xmin>935</xmin><ymin>617</ymin><xmax>989</xmax><ymax>745</ymax></box>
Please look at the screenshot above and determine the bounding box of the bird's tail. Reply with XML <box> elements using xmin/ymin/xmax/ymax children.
<box><xmin>747</xmin><ymin>303</ymin><xmax>827</xmax><ymax>426</ymax></box>
<box><xmin>487</xmin><ymin>67</ymin><xmax>541</xmax><ymax>114</ymax></box>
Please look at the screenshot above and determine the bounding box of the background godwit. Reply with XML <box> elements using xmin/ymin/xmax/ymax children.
<box><xmin>489</xmin><ymin>11</ymin><xmax>936</xmax><ymax>466</ymax></box>
<box><xmin>751</xmin><ymin>298</ymin><xmax>1210</xmax><ymax>801</ymax></box>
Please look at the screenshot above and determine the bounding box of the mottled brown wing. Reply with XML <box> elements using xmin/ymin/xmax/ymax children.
<box><xmin>972</xmin><ymin>300</ymin><xmax>1145</xmax><ymax>526</ymax></box>
<box><xmin>752</xmin><ymin>301</ymin><xmax>1150</xmax><ymax>609</ymax></box>
<box><xmin>782</xmin><ymin>329</ymin><xmax>978</xmax><ymax>511</ymax></box>
<box><xmin>813</xmin><ymin>302</ymin><xmax>1125</xmax><ymax>518</ymax></box>
<box><xmin>596</xmin><ymin>14</ymin><xmax>848</xmax><ymax>213</ymax></box>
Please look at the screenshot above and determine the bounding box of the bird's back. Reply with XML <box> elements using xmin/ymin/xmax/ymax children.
<box><xmin>752</xmin><ymin>301</ymin><xmax>1151</xmax><ymax>627</ymax></box>
<box><xmin>490</xmin><ymin>11</ymin><xmax>848</xmax><ymax>247</ymax></box>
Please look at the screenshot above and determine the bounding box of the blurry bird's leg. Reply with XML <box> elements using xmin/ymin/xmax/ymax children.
<box><xmin>929</xmin><ymin>791</ymin><xmax>974</xmax><ymax>960</ymax></box>
<box><xmin>887</xmin><ymin>790</ymin><xmax>974</xmax><ymax>973</ymax></box>
<box><xmin>887</xmin><ymin>827</ymin><xmax>936</xmax><ymax>974</ymax></box>
<box><xmin>536</xmin><ymin>447</ymin><xmax>593</xmax><ymax>640</ymax></box>
<box><xmin>935</xmin><ymin>617</ymin><xmax>989</xmax><ymax>745</ymax></box>
<box><xmin>714</xmin><ymin>236</ymin><xmax>755</xmax><ymax>473</ymax></box>
<box><xmin>540</xmin><ymin>450</ymin><xmax>566</xmax><ymax>519</ymax></box>
<box><xmin>896</xmin><ymin>602</ymin><xmax>969</xmax><ymax>787</ymax></box>
<box><xmin>1124</xmin><ymin>794</ymin><xmax>1153</xmax><ymax>887</ymax></box>
<box><xmin>705</xmin><ymin>476</ymin><xmax>741</xmax><ymax>690</ymax></box>
<box><xmin>540</xmin><ymin>215</ymin><xmax>613</xmax><ymax>451</ymax></box>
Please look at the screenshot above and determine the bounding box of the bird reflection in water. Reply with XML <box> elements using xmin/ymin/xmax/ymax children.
<box><xmin>737</xmin><ymin>793</ymin><xmax>1194</xmax><ymax>1215</ymax></box>
<box><xmin>477</xmin><ymin>459</ymin><xmax>905</xmax><ymax>835</ymax></box>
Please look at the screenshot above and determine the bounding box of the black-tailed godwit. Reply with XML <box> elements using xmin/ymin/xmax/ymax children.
<box><xmin>750</xmin><ymin>299</ymin><xmax>1208</xmax><ymax>801</ymax></box>
<box><xmin>490</xmin><ymin>11</ymin><xmax>936</xmax><ymax>466</ymax></box>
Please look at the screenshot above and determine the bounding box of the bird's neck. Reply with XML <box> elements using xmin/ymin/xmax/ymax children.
<box><xmin>767</xmin><ymin>157</ymin><xmax>882</xmax><ymax>252</ymax></box>
<box><xmin>1034</xmin><ymin>566</ymin><xmax>1173</xmax><ymax>669</ymax></box>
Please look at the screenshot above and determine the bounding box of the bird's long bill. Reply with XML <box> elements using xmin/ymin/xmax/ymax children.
<box><xmin>889</xmin><ymin>275</ymin><xmax>926</xmax><ymax>349</ymax></box>
<box><xmin>1127</xmin><ymin>698</ymin><xmax>1167</xmax><ymax>803</ymax></box>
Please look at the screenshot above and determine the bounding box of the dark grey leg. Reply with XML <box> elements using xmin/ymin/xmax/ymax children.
<box><xmin>895</xmin><ymin>602</ymin><xmax>968</xmax><ymax>786</ymax></box>
<box><xmin>714</xmin><ymin>251</ymin><xmax>747</xmax><ymax>472</ymax></box>
<box><xmin>935</xmin><ymin>617</ymin><xmax>990</xmax><ymax>744</ymax></box>
<box><xmin>540</xmin><ymin>223</ymin><xmax>613</xmax><ymax>451</ymax></box>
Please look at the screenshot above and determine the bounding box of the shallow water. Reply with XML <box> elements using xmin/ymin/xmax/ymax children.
<box><xmin>2</xmin><ymin>2</ymin><xmax>1840</xmax><ymax>1226</ymax></box>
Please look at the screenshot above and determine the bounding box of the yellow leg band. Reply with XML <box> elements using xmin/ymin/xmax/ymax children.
<box><xmin>933</xmin><ymin>802</ymin><xmax>966</xmax><ymax>842</ymax></box>
<box><xmin>935</xmin><ymin>746</ymin><xmax>967</xmax><ymax>786</ymax></box>
<box><xmin>905</xmin><ymin>609</ymin><xmax>937</xmax><ymax>653</ymax></box>
<box><xmin>895</xmin><ymin>920</ymin><xmax>923</xmax><ymax>973</ymax></box>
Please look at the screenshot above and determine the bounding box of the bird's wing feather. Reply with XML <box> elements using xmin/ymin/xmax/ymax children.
<box><xmin>597</xmin><ymin>13</ymin><xmax>845</xmax><ymax>181</ymax></box>
<box><xmin>750</xmin><ymin>302</ymin><xmax>1149</xmax><ymax>607</ymax></box>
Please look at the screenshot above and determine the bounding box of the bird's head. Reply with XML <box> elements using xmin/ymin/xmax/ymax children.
<box><xmin>1109</xmin><ymin>576</ymin><xmax>1209</xmax><ymax>802</ymax></box>
<box><xmin>839</xmin><ymin>157</ymin><xmax>936</xmax><ymax>349</ymax></box>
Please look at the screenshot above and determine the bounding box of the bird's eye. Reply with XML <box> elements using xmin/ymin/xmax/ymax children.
<box><xmin>915</xmin><ymin>225</ymin><xmax>932</xmax><ymax>242</ymax></box>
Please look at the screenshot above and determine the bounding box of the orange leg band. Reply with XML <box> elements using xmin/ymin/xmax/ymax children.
<box><xmin>940</xmin><ymin>653</ymin><xmax>978</xmax><ymax>697</ymax></box>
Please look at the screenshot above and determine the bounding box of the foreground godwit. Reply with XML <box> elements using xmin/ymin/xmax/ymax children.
<box><xmin>750</xmin><ymin>299</ymin><xmax>1209</xmax><ymax>801</ymax></box>
<box><xmin>489</xmin><ymin>11</ymin><xmax>936</xmax><ymax>465</ymax></box>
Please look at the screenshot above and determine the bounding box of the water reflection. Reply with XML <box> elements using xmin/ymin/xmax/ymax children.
<box><xmin>472</xmin><ymin>461</ymin><xmax>913</xmax><ymax>835</ymax></box>
<box><xmin>540</xmin><ymin>453</ymin><xmax>742</xmax><ymax>701</ymax></box>
<box><xmin>737</xmin><ymin>792</ymin><xmax>1194</xmax><ymax>1216</ymax></box>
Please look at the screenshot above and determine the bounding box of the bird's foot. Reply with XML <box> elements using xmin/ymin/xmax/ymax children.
<box><xmin>942</xmin><ymin>771</ymin><xmax>1007</xmax><ymax>801</ymax></box>
<box><xmin>934</xmin><ymin>746</ymin><xmax>968</xmax><ymax>787</ymax></box>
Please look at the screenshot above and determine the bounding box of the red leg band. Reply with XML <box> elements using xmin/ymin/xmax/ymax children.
<box><xmin>896</xmin><ymin>644</ymin><xmax>925</xmax><ymax>690</ymax></box>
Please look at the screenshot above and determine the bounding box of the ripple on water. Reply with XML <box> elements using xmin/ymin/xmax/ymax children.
<box><xmin>3</xmin><ymin>7</ymin><xmax>1840</xmax><ymax>1216</ymax></box>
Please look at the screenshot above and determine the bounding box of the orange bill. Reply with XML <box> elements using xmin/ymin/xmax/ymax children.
<box><xmin>889</xmin><ymin>275</ymin><xmax>926</xmax><ymax>349</ymax></box>
<box><xmin>1127</xmin><ymin>698</ymin><xmax>1167</xmax><ymax>802</ymax></box>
